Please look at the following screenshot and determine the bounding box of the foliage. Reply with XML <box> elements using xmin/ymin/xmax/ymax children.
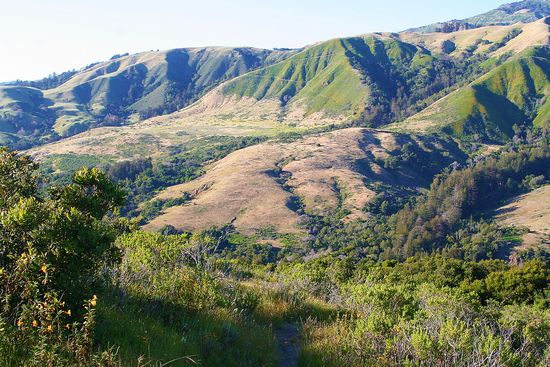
<box><xmin>282</xmin><ymin>254</ymin><xmax>550</xmax><ymax>366</ymax></box>
<box><xmin>305</xmin><ymin>137</ymin><xmax>550</xmax><ymax>261</ymax></box>
<box><xmin>0</xmin><ymin>148</ymin><xmax>126</xmax><ymax>365</ymax></box>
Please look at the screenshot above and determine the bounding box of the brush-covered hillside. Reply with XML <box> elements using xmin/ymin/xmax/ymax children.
<box><xmin>408</xmin><ymin>0</ymin><xmax>550</xmax><ymax>33</ymax></box>
<box><xmin>143</xmin><ymin>128</ymin><xmax>465</xmax><ymax>237</ymax></box>
<box><xmin>185</xmin><ymin>20</ymin><xmax>549</xmax><ymax>129</ymax></box>
<box><xmin>392</xmin><ymin>44</ymin><xmax>550</xmax><ymax>141</ymax></box>
<box><xmin>0</xmin><ymin>47</ymin><xmax>294</xmax><ymax>148</ymax></box>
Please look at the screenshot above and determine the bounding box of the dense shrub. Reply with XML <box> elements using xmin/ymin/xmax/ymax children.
<box><xmin>0</xmin><ymin>148</ymin><xmax>125</xmax><ymax>365</ymax></box>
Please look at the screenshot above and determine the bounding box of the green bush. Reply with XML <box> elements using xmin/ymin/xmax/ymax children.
<box><xmin>0</xmin><ymin>148</ymin><xmax>125</xmax><ymax>365</ymax></box>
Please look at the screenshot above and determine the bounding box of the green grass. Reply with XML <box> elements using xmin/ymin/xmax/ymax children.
<box><xmin>222</xmin><ymin>35</ymin><xmax>444</xmax><ymax>121</ymax></box>
<box><xmin>407</xmin><ymin>46</ymin><xmax>550</xmax><ymax>142</ymax></box>
<box><xmin>95</xmin><ymin>294</ymin><xmax>278</xmax><ymax>367</ymax></box>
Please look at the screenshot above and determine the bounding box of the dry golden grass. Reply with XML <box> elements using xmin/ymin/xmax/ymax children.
<box><xmin>145</xmin><ymin>128</ymin><xmax>448</xmax><ymax>236</ymax></box>
<box><xmin>147</xmin><ymin>142</ymin><xmax>301</xmax><ymax>236</ymax></box>
<box><xmin>399</xmin><ymin>18</ymin><xmax>549</xmax><ymax>57</ymax></box>
<box><xmin>494</xmin><ymin>185</ymin><xmax>550</xmax><ymax>248</ymax></box>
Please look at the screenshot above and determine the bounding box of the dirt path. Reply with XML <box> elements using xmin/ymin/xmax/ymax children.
<box><xmin>275</xmin><ymin>323</ymin><xmax>300</xmax><ymax>367</ymax></box>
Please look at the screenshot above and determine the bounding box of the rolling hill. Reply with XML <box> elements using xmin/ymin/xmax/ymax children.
<box><xmin>0</xmin><ymin>47</ymin><xmax>295</xmax><ymax>148</ymax></box>
<box><xmin>392</xmin><ymin>45</ymin><xmax>550</xmax><ymax>141</ymax></box>
<box><xmin>8</xmin><ymin>0</ymin><xmax>550</xmax><ymax>240</ymax></box>
<box><xmin>144</xmin><ymin>128</ymin><xmax>465</xmax><ymax>237</ymax></box>
<box><xmin>3</xmin><ymin>12</ymin><xmax>547</xmax><ymax>152</ymax></box>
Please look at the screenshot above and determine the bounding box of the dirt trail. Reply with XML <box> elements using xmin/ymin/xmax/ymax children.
<box><xmin>276</xmin><ymin>323</ymin><xmax>300</xmax><ymax>367</ymax></box>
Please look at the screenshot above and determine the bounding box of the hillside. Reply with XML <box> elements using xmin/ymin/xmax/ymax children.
<box><xmin>0</xmin><ymin>86</ymin><xmax>56</xmax><ymax>147</ymax></box>
<box><xmin>0</xmin><ymin>47</ymin><xmax>294</xmax><ymax>148</ymax></box>
<box><xmin>4</xmin><ymin>17</ymin><xmax>546</xmax><ymax>153</ymax></box>
<box><xmin>401</xmin><ymin>17</ymin><xmax>550</xmax><ymax>57</ymax></box>
<box><xmin>494</xmin><ymin>184</ymin><xmax>550</xmax><ymax>248</ymax></box>
<box><xmin>407</xmin><ymin>0</ymin><xmax>550</xmax><ymax>33</ymax></box>
<box><xmin>144</xmin><ymin>128</ymin><xmax>464</xmax><ymax>237</ymax></box>
<box><xmin>392</xmin><ymin>45</ymin><xmax>550</xmax><ymax>141</ymax></box>
<box><xmin>23</xmin><ymin>20</ymin><xmax>548</xmax><ymax>190</ymax></box>
<box><xmin>157</xmin><ymin>20</ymin><xmax>549</xmax><ymax>135</ymax></box>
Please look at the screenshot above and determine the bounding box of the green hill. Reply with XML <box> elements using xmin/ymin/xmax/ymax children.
<box><xmin>219</xmin><ymin>35</ymin><xmax>479</xmax><ymax>125</ymax></box>
<box><xmin>0</xmin><ymin>86</ymin><xmax>56</xmax><ymax>147</ymax></box>
<box><xmin>0</xmin><ymin>47</ymin><xmax>294</xmax><ymax>147</ymax></box>
<box><xmin>399</xmin><ymin>46</ymin><xmax>550</xmax><ymax>141</ymax></box>
<box><xmin>217</xmin><ymin>22</ymin><xmax>549</xmax><ymax>128</ymax></box>
<box><xmin>2</xmin><ymin>1</ymin><xmax>548</xmax><ymax>150</ymax></box>
<box><xmin>407</xmin><ymin>0</ymin><xmax>550</xmax><ymax>33</ymax></box>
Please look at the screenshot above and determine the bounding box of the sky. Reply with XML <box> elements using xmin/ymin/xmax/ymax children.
<box><xmin>1</xmin><ymin>0</ymin><xmax>511</xmax><ymax>82</ymax></box>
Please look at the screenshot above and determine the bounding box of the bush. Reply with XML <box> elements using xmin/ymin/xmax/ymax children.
<box><xmin>0</xmin><ymin>148</ymin><xmax>125</xmax><ymax>365</ymax></box>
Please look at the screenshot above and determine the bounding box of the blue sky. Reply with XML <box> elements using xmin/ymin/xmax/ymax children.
<box><xmin>1</xmin><ymin>0</ymin><xmax>510</xmax><ymax>81</ymax></box>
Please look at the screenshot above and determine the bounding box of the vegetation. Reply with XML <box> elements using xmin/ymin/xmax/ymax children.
<box><xmin>0</xmin><ymin>148</ymin><xmax>125</xmax><ymax>365</ymax></box>
<box><xmin>0</xmin><ymin>48</ymin><xmax>293</xmax><ymax>147</ymax></box>
<box><xmin>222</xmin><ymin>35</ymin><xmax>499</xmax><ymax>126</ymax></box>
<box><xmin>2</xmin><ymin>118</ymin><xmax>549</xmax><ymax>365</ymax></box>
<box><xmin>304</xmin><ymin>133</ymin><xmax>550</xmax><ymax>261</ymax></box>
<box><xmin>108</xmin><ymin>135</ymin><xmax>269</xmax><ymax>219</ymax></box>
<box><xmin>1</xmin><ymin>2</ymin><xmax>549</xmax><ymax>366</ymax></box>
<box><xmin>405</xmin><ymin>46</ymin><xmax>550</xmax><ymax>142</ymax></box>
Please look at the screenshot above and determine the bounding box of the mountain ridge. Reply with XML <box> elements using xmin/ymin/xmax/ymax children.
<box><xmin>406</xmin><ymin>0</ymin><xmax>550</xmax><ymax>33</ymax></box>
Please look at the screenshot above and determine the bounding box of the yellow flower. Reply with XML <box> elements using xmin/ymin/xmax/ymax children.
<box><xmin>66</xmin><ymin>309</ymin><xmax>71</xmax><ymax>316</ymax></box>
<box><xmin>64</xmin><ymin>323</ymin><xmax>71</xmax><ymax>329</ymax></box>
<box><xmin>40</xmin><ymin>265</ymin><xmax>47</xmax><ymax>273</ymax></box>
<box><xmin>32</xmin><ymin>320</ymin><xmax>38</xmax><ymax>327</ymax></box>
<box><xmin>90</xmin><ymin>299</ymin><xmax>97</xmax><ymax>307</ymax></box>
<box><xmin>16</xmin><ymin>320</ymin><xmax>23</xmax><ymax>327</ymax></box>
<box><xmin>47</xmin><ymin>325</ymin><xmax>53</xmax><ymax>332</ymax></box>
<box><xmin>92</xmin><ymin>294</ymin><xmax>98</xmax><ymax>300</ymax></box>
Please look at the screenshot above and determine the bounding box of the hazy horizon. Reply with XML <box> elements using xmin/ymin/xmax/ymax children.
<box><xmin>1</xmin><ymin>0</ymin><xmax>511</xmax><ymax>82</ymax></box>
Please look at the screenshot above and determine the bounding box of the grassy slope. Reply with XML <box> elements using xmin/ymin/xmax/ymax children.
<box><xmin>397</xmin><ymin>46</ymin><xmax>550</xmax><ymax>141</ymax></box>
<box><xmin>219</xmin><ymin>35</ymin><xmax>440</xmax><ymax>123</ymax></box>
<box><xmin>144</xmin><ymin>128</ymin><xmax>464</xmax><ymax>237</ymax></box>
<box><xmin>493</xmin><ymin>184</ymin><xmax>550</xmax><ymax>249</ymax></box>
<box><xmin>222</xmin><ymin>39</ymin><xmax>369</xmax><ymax>119</ymax></box>
<box><xmin>1</xmin><ymin>47</ymin><xmax>294</xmax><ymax>142</ymax></box>
<box><xmin>0</xmin><ymin>86</ymin><xmax>55</xmax><ymax>145</ymax></box>
<box><xmin>207</xmin><ymin>20</ymin><xmax>548</xmax><ymax>127</ymax></box>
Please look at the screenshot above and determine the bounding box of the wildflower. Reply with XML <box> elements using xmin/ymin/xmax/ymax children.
<box><xmin>32</xmin><ymin>320</ymin><xmax>38</xmax><ymax>327</ymax></box>
<box><xmin>66</xmin><ymin>309</ymin><xmax>71</xmax><ymax>316</ymax></box>
<box><xmin>17</xmin><ymin>320</ymin><xmax>23</xmax><ymax>327</ymax></box>
<box><xmin>90</xmin><ymin>294</ymin><xmax>98</xmax><ymax>307</ymax></box>
<box><xmin>64</xmin><ymin>323</ymin><xmax>71</xmax><ymax>330</ymax></box>
<box><xmin>40</xmin><ymin>265</ymin><xmax>47</xmax><ymax>273</ymax></box>
<box><xmin>47</xmin><ymin>325</ymin><xmax>53</xmax><ymax>332</ymax></box>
